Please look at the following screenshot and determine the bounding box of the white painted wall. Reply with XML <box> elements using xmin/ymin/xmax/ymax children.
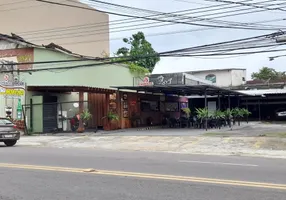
<box><xmin>188</xmin><ymin>69</ymin><xmax>246</xmax><ymax>87</ymax></box>
<box><xmin>231</xmin><ymin>70</ymin><xmax>246</xmax><ymax>86</ymax></box>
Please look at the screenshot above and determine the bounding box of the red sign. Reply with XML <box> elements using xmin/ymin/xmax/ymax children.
<box><xmin>139</xmin><ymin>77</ymin><xmax>153</xmax><ymax>86</ymax></box>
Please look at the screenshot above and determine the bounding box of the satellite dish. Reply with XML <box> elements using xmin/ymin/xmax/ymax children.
<box><xmin>73</xmin><ymin>103</ymin><xmax>79</xmax><ymax>108</ymax></box>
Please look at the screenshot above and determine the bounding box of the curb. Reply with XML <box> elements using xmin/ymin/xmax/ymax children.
<box><xmin>136</xmin><ymin>126</ymin><xmax>162</xmax><ymax>131</ymax></box>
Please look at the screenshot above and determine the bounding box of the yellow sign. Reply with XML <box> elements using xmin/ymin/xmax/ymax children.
<box><xmin>0</xmin><ymin>88</ymin><xmax>25</xmax><ymax>96</ymax></box>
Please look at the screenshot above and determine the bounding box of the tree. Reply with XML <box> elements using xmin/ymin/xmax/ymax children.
<box><xmin>251</xmin><ymin>67</ymin><xmax>285</xmax><ymax>81</ymax></box>
<box><xmin>115</xmin><ymin>31</ymin><xmax>160</xmax><ymax>73</ymax></box>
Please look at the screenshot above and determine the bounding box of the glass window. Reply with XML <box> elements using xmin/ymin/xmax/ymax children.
<box><xmin>205</xmin><ymin>74</ymin><xmax>216</xmax><ymax>83</ymax></box>
<box><xmin>0</xmin><ymin>119</ymin><xmax>13</xmax><ymax>125</ymax></box>
<box><xmin>165</xmin><ymin>102</ymin><xmax>179</xmax><ymax>112</ymax></box>
<box><xmin>140</xmin><ymin>101</ymin><xmax>159</xmax><ymax>112</ymax></box>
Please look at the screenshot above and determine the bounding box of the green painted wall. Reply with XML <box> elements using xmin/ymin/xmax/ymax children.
<box><xmin>21</xmin><ymin>48</ymin><xmax>138</xmax><ymax>133</ymax></box>
<box><xmin>31</xmin><ymin>95</ymin><xmax>43</xmax><ymax>133</ymax></box>
<box><xmin>21</xmin><ymin>48</ymin><xmax>135</xmax><ymax>88</ymax></box>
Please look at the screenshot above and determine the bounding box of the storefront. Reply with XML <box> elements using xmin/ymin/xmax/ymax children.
<box><xmin>113</xmin><ymin>72</ymin><xmax>248</xmax><ymax>129</ymax></box>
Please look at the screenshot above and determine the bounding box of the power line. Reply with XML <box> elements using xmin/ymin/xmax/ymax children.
<box><xmin>2</xmin><ymin>47</ymin><xmax>286</xmax><ymax>74</ymax></box>
<box><xmin>19</xmin><ymin>3</ymin><xmax>230</xmax><ymax>35</ymax></box>
<box><xmin>204</xmin><ymin>0</ymin><xmax>286</xmax><ymax>12</ymax></box>
<box><xmin>35</xmin><ymin>0</ymin><xmax>286</xmax><ymax>31</ymax></box>
<box><xmin>25</xmin><ymin>0</ymin><xmax>286</xmax><ymax>42</ymax></box>
<box><xmin>173</xmin><ymin>0</ymin><xmax>211</xmax><ymax>6</ymax></box>
<box><xmin>22</xmin><ymin>0</ymin><xmax>269</xmax><ymax>36</ymax></box>
<box><xmin>26</xmin><ymin>17</ymin><xmax>286</xmax><ymax>42</ymax></box>
<box><xmin>18</xmin><ymin>0</ymin><xmax>283</xmax><ymax>41</ymax></box>
<box><xmin>84</xmin><ymin>0</ymin><xmax>285</xmax><ymax>28</ymax></box>
<box><xmin>1</xmin><ymin>31</ymin><xmax>284</xmax><ymax>67</ymax></box>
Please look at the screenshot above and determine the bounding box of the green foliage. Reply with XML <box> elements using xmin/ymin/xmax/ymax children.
<box><xmin>231</xmin><ymin>108</ymin><xmax>244</xmax><ymax>118</ymax></box>
<box><xmin>195</xmin><ymin>108</ymin><xmax>208</xmax><ymax>119</ymax></box>
<box><xmin>107</xmin><ymin>111</ymin><xmax>119</xmax><ymax>121</ymax></box>
<box><xmin>80</xmin><ymin>110</ymin><xmax>92</xmax><ymax>122</ymax></box>
<box><xmin>241</xmin><ymin>108</ymin><xmax>252</xmax><ymax>117</ymax></box>
<box><xmin>128</xmin><ymin>63</ymin><xmax>150</xmax><ymax>76</ymax></box>
<box><xmin>251</xmin><ymin>67</ymin><xmax>286</xmax><ymax>81</ymax></box>
<box><xmin>224</xmin><ymin>109</ymin><xmax>233</xmax><ymax>119</ymax></box>
<box><xmin>182</xmin><ymin>108</ymin><xmax>191</xmax><ymax>117</ymax></box>
<box><xmin>213</xmin><ymin>110</ymin><xmax>225</xmax><ymax>119</ymax></box>
<box><xmin>115</xmin><ymin>31</ymin><xmax>160</xmax><ymax>73</ymax></box>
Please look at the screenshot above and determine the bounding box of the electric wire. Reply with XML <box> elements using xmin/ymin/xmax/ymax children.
<box><xmin>35</xmin><ymin>0</ymin><xmax>286</xmax><ymax>31</ymax></box>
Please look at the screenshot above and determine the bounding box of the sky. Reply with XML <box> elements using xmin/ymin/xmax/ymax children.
<box><xmin>82</xmin><ymin>0</ymin><xmax>286</xmax><ymax>80</ymax></box>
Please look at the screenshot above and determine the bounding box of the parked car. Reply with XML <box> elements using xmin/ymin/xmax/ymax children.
<box><xmin>275</xmin><ymin>108</ymin><xmax>286</xmax><ymax>120</ymax></box>
<box><xmin>0</xmin><ymin>118</ymin><xmax>20</xmax><ymax>147</ymax></box>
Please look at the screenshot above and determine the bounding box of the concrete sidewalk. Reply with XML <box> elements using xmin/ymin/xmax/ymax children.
<box><xmin>17</xmin><ymin>122</ymin><xmax>286</xmax><ymax>159</ymax></box>
<box><xmin>18</xmin><ymin>135</ymin><xmax>286</xmax><ymax>159</ymax></box>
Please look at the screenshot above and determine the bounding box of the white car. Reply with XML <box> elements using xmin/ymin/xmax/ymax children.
<box><xmin>275</xmin><ymin>109</ymin><xmax>286</xmax><ymax>119</ymax></box>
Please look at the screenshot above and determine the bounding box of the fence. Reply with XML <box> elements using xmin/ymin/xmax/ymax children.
<box><xmin>22</xmin><ymin>101</ymin><xmax>89</xmax><ymax>134</ymax></box>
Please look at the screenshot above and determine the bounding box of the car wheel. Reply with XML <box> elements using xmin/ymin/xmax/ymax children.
<box><xmin>4</xmin><ymin>140</ymin><xmax>17</xmax><ymax>147</ymax></box>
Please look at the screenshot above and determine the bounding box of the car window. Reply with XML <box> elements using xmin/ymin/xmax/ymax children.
<box><xmin>0</xmin><ymin>119</ymin><xmax>13</xmax><ymax>125</ymax></box>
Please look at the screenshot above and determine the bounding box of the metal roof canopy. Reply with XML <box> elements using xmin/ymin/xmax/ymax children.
<box><xmin>112</xmin><ymin>85</ymin><xmax>249</xmax><ymax>96</ymax></box>
<box><xmin>27</xmin><ymin>86</ymin><xmax>115</xmax><ymax>94</ymax></box>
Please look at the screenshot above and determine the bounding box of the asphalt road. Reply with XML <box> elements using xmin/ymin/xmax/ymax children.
<box><xmin>0</xmin><ymin>146</ymin><xmax>285</xmax><ymax>200</ymax></box>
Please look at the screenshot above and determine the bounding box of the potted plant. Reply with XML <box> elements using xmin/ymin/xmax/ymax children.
<box><xmin>81</xmin><ymin>110</ymin><xmax>92</xmax><ymax>127</ymax></box>
<box><xmin>195</xmin><ymin>108</ymin><xmax>208</xmax><ymax>129</ymax></box>
<box><xmin>181</xmin><ymin>108</ymin><xmax>191</xmax><ymax>118</ymax></box>
<box><xmin>77</xmin><ymin>110</ymin><xmax>92</xmax><ymax>133</ymax></box>
<box><xmin>231</xmin><ymin>108</ymin><xmax>245</xmax><ymax>126</ymax></box>
<box><xmin>241</xmin><ymin>108</ymin><xmax>251</xmax><ymax>123</ymax></box>
<box><xmin>224</xmin><ymin>109</ymin><xmax>233</xmax><ymax>128</ymax></box>
<box><xmin>103</xmin><ymin>111</ymin><xmax>119</xmax><ymax>131</ymax></box>
<box><xmin>213</xmin><ymin>110</ymin><xmax>225</xmax><ymax>129</ymax></box>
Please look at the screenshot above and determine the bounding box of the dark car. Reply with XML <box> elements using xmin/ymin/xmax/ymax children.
<box><xmin>0</xmin><ymin>118</ymin><xmax>20</xmax><ymax>147</ymax></box>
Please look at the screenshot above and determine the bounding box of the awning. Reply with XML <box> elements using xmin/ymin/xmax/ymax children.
<box><xmin>27</xmin><ymin>85</ymin><xmax>115</xmax><ymax>94</ymax></box>
<box><xmin>112</xmin><ymin>85</ymin><xmax>250</xmax><ymax>96</ymax></box>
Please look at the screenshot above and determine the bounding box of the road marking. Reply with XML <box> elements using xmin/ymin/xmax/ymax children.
<box><xmin>179</xmin><ymin>160</ymin><xmax>258</xmax><ymax>167</ymax></box>
<box><xmin>0</xmin><ymin>163</ymin><xmax>284</xmax><ymax>190</ymax></box>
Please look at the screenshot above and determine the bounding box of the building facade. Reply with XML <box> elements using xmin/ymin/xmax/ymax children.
<box><xmin>0</xmin><ymin>0</ymin><xmax>109</xmax><ymax>57</ymax></box>
<box><xmin>0</xmin><ymin>34</ymin><xmax>137</xmax><ymax>133</ymax></box>
<box><xmin>186</xmin><ymin>68</ymin><xmax>246</xmax><ymax>87</ymax></box>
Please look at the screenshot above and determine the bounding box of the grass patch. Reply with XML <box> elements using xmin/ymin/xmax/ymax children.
<box><xmin>261</xmin><ymin>132</ymin><xmax>286</xmax><ymax>138</ymax></box>
<box><xmin>203</xmin><ymin>132</ymin><xmax>230</xmax><ymax>137</ymax></box>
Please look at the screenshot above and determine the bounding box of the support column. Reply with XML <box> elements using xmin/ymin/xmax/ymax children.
<box><xmin>104</xmin><ymin>93</ymin><xmax>110</xmax><ymax>129</ymax></box>
<box><xmin>228</xmin><ymin>94</ymin><xmax>232</xmax><ymax>129</ymax></box>
<box><xmin>228</xmin><ymin>94</ymin><xmax>231</xmax><ymax>109</ymax></box>
<box><xmin>77</xmin><ymin>91</ymin><xmax>84</xmax><ymax>133</ymax></box>
<box><xmin>218</xmin><ymin>92</ymin><xmax>221</xmax><ymax>110</ymax></box>
<box><xmin>246</xmin><ymin>99</ymin><xmax>249</xmax><ymax>123</ymax></box>
<box><xmin>258</xmin><ymin>100</ymin><xmax>261</xmax><ymax>121</ymax></box>
<box><xmin>116</xmin><ymin>90</ymin><xmax>121</xmax><ymax>129</ymax></box>
<box><xmin>204</xmin><ymin>90</ymin><xmax>208</xmax><ymax>131</ymax></box>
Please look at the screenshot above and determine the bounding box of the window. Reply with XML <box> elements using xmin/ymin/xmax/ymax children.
<box><xmin>242</xmin><ymin>77</ymin><xmax>246</xmax><ymax>81</ymax></box>
<box><xmin>205</xmin><ymin>74</ymin><xmax>216</xmax><ymax>83</ymax></box>
<box><xmin>140</xmin><ymin>101</ymin><xmax>159</xmax><ymax>112</ymax></box>
<box><xmin>0</xmin><ymin>119</ymin><xmax>13</xmax><ymax>125</ymax></box>
<box><xmin>165</xmin><ymin>102</ymin><xmax>179</xmax><ymax>112</ymax></box>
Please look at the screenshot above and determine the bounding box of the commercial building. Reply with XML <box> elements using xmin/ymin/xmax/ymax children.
<box><xmin>0</xmin><ymin>33</ymin><xmax>136</xmax><ymax>133</ymax></box>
